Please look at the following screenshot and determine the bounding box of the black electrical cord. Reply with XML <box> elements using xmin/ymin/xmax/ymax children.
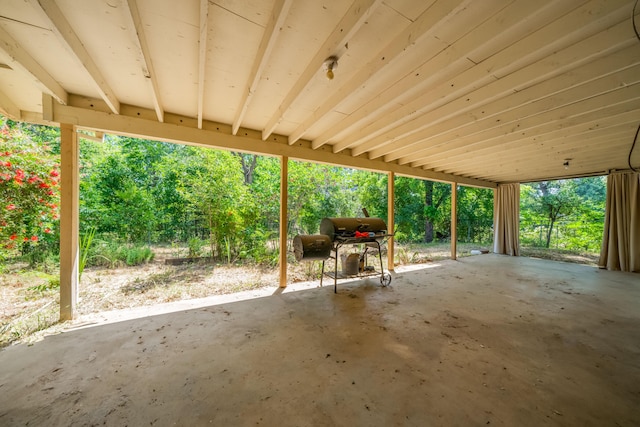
<box><xmin>630</xmin><ymin>0</ymin><xmax>640</xmax><ymax>172</ymax></box>
<box><xmin>630</xmin><ymin>123</ymin><xmax>640</xmax><ymax>173</ymax></box>
<box><xmin>634</xmin><ymin>0</ymin><xmax>640</xmax><ymax>41</ymax></box>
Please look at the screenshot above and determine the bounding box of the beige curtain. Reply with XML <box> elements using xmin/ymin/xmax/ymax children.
<box><xmin>599</xmin><ymin>172</ymin><xmax>640</xmax><ymax>272</ymax></box>
<box><xmin>493</xmin><ymin>182</ymin><xmax>520</xmax><ymax>256</ymax></box>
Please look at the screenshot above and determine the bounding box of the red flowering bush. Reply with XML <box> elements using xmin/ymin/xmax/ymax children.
<box><xmin>0</xmin><ymin>122</ymin><xmax>60</xmax><ymax>260</ymax></box>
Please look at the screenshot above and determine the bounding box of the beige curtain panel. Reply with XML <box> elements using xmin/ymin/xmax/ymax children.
<box><xmin>599</xmin><ymin>172</ymin><xmax>640</xmax><ymax>272</ymax></box>
<box><xmin>493</xmin><ymin>182</ymin><xmax>520</xmax><ymax>256</ymax></box>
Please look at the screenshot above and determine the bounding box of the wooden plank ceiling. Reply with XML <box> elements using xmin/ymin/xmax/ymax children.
<box><xmin>0</xmin><ymin>0</ymin><xmax>639</xmax><ymax>186</ymax></box>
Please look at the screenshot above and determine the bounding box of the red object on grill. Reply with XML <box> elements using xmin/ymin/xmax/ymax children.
<box><xmin>293</xmin><ymin>216</ymin><xmax>393</xmax><ymax>293</ymax></box>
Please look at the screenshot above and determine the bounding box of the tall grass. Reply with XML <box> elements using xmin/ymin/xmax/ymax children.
<box><xmin>79</xmin><ymin>227</ymin><xmax>97</xmax><ymax>279</ymax></box>
<box><xmin>86</xmin><ymin>239</ymin><xmax>155</xmax><ymax>268</ymax></box>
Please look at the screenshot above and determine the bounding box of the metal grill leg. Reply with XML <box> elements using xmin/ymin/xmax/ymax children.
<box><xmin>334</xmin><ymin>248</ymin><xmax>339</xmax><ymax>293</ymax></box>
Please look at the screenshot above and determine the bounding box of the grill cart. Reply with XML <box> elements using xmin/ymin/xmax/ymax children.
<box><xmin>293</xmin><ymin>217</ymin><xmax>392</xmax><ymax>293</ymax></box>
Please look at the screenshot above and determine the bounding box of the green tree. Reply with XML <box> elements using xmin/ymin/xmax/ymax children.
<box><xmin>394</xmin><ymin>177</ymin><xmax>425</xmax><ymax>241</ymax></box>
<box><xmin>457</xmin><ymin>186</ymin><xmax>494</xmax><ymax>243</ymax></box>
<box><xmin>118</xmin><ymin>137</ymin><xmax>187</xmax><ymax>242</ymax></box>
<box><xmin>172</xmin><ymin>148</ymin><xmax>254</xmax><ymax>260</ymax></box>
<box><xmin>249</xmin><ymin>156</ymin><xmax>280</xmax><ymax>230</ymax></box>
<box><xmin>423</xmin><ymin>180</ymin><xmax>451</xmax><ymax>243</ymax></box>
<box><xmin>287</xmin><ymin>161</ymin><xmax>360</xmax><ymax>235</ymax></box>
<box><xmin>356</xmin><ymin>171</ymin><xmax>387</xmax><ymax>221</ymax></box>
<box><xmin>80</xmin><ymin>140</ymin><xmax>157</xmax><ymax>242</ymax></box>
<box><xmin>521</xmin><ymin>180</ymin><xmax>581</xmax><ymax>248</ymax></box>
<box><xmin>564</xmin><ymin>177</ymin><xmax>605</xmax><ymax>251</ymax></box>
<box><xmin>356</xmin><ymin>174</ymin><xmax>455</xmax><ymax>243</ymax></box>
<box><xmin>233</xmin><ymin>153</ymin><xmax>259</xmax><ymax>185</ymax></box>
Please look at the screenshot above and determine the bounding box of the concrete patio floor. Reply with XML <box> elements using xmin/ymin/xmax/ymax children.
<box><xmin>0</xmin><ymin>254</ymin><xmax>638</xmax><ymax>426</ymax></box>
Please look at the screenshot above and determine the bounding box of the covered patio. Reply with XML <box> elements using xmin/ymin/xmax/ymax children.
<box><xmin>1</xmin><ymin>0</ymin><xmax>639</xmax><ymax>424</ymax></box>
<box><xmin>1</xmin><ymin>254</ymin><xmax>639</xmax><ymax>425</ymax></box>
<box><xmin>0</xmin><ymin>0</ymin><xmax>637</xmax><ymax>321</ymax></box>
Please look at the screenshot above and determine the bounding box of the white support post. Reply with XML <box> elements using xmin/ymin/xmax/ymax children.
<box><xmin>387</xmin><ymin>171</ymin><xmax>395</xmax><ymax>271</ymax></box>
<box><xmin>279</xmin><ymin>156</ymin><xmax>288</xmax><ymax>287</ymax></box>
<box><xmin>59</xmin><ymin>123</ymin><xmax>79</xmax><ymax>320</ymax></box>
<box><xmin>451</xmin><ymin>182</ymin><xmax>457</xmax><ymax>260</ymax></box>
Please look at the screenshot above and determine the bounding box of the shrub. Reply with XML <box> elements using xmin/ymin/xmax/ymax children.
<box><xmin>0</xmin><ymin>122</ymin><xmax>60</xmax><ymax>263</ymax></box>
<box><xmin>86</xmin><ymin>239</ymin><xmax>155</xmax><ymax>268</ymax></box>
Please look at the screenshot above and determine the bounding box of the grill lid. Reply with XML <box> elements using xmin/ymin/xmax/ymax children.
<box><xmin>320</xmin><ymin>217</ymin><xmax>387</xmax><ymax>241</ymax></box>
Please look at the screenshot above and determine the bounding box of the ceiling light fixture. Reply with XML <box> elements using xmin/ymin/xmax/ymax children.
<box><xmin>323</xmin><ymin>56</ymin><xmax>338</xmax><ymax>80</ymax></box>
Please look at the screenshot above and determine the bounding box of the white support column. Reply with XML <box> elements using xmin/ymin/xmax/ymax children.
<box><xmin>451</xmin><ymin>182</ymin><xmax>457</xmax><ymax>260</ymax></box>
<box><xmin>387</xmin><ymin>171</ymin><xmax>395</xmax><ymax>271</ymax></box>
<box><xmin>59</xmin><ymin>123</ymin><xmax>79</xmax><ymax>320</ymax></box>
<box><xmin>279</xmin><ymin>156</ymin><xmax>288</xmax><ymax>287</ymax></box>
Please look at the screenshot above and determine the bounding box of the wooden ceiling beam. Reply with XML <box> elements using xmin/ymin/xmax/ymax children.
<box><xmin>411</xmin><ymin>106</ymin><xmax>640</xmax><ymax>169</ymax></box>
<box><xmin>432</xmin><ymin>129</ymin><xmax>635</xmax><ymax>178</ymax></box>
<box><xmin>289</xmin><ymin>0</ymin><xmax>486</xmax><ymax>146</ymax></box>
<box><xmin>344</xmin><ymin>0</ymin><xmax>631</xmax><ymax>158</ymax></box>
<box><xmin>29</xmin><ymin>0</ymin><xmax>120</xmax><ymax>114</ymax></box>
<box><xmin>196</xmin><ymin>0</ymin><xmax>208</xmax><ymax>129</ymax></box>
<box><xmin>388</xmin><ymin>46</ymin><xmax>640</xmax><ymax>164</ymax></box>
<box><xmin>321</xmin><ymin>0</ymin><xmax>575</xmax><ymax>153</ymax></box>
<box><xmin>426</xmin><ymin>120</ymin><xmax>637</xmax><ymax>170</ymax></box>
<box><xmin>0</xmin><ymin>25</ymin><xmax>68</xmax><ymax>105</ymax></box>
<box><xmin>464</xmin><ymin>149</ymin><xmax>629</xmax><ymax>182</ymax></box>
<box><xmin>232</xmin><ymin>0</ymin><xmax>293</xmax><ymax>135</ymax></box>
<box><xmin>123</xmin><ymin>0</ymin><xmax>164</xmax><ymax>123</ymax></box>
<box><xmin>409</xmin><ymin>89</ymin><xmax>640</xmax><ymax>168</ymax></box>
<box><xmin>395</xmin><ymin>63</ymin><xmax>640</xmax><ymax>166</ymax></box>
<box><xmin>45</xmin><ymin>94</ymin><xmax>496</xmax><ymax>189</ymax></box>
<box><xmin>441</xmin><ymin>153</ymin><xmax>628</xmax><ymax>183</ymax></box>
<box><xmin>261</xmin><ymin>0</ymin><xmax>383</xmax><ymax>141</ymax></box>
<box><xmin>428</xmin><ymin>123</ymin><xmax>636</xmax><ymax>172</ymax></box>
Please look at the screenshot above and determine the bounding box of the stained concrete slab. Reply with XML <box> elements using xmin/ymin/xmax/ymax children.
<box><xmin>0</xmin><ymin>254</ymin><xmax>639</xmax><ymax>426</ymax></box>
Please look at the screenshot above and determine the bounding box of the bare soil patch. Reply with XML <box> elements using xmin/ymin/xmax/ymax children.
<box><xmin>0</xmin><ymin>243</ymin><xmax>599</xmax><ymax>347</ymax></box>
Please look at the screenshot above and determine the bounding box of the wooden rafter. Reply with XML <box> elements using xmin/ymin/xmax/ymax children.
<box><xmin>4</xmin><ymin>0</ymin><xmax>636</xmax><ymax>184</ymax></box>
<box><xmin>123</xmin><ymin>0</ymin><xmax>164</xmax><ymax>123</ymax></box>
<box><xmin>320</xmin><ymin>0</ymin><xmax>577</xmax><ymax>153</ymax></box>
<box><xmin>398</xmin><ymin>78</ymin><xmax>640</xmax><ymax>172</ymax></box>
<box><xmin>291</xmin><ymin>0</ymin><xmax>483</xmax><ymax>147</ymax></box>
<box><xmin>406</xmin><ymin>89</ymin><xmax>640</xmax><ymax>169</ymax></box>
<box><xmin>261</xmin><ymin>0</ymin><xmax>383</xmax><ymax>141</ymax></box>
<box><xmin>0</xmin><ymin>25</ymin><xmax>68</xmax><ymax>105</ymax></box>
<box><xmin>414</xmin><ymin>108</ymin><xmax>640</xmax><ymax>170</ymax></box>
<box><xmin>430</xmin><ymin>123</ymin><xmax>637</xmax><ymax>172</ymax></box>
<box><xmin>387</xmin><ymin>45</ymin><xmax>640</xmax><ymax>164</ymax></box>
<box><xmin>29</xmin><ymin>0</ymin><xmax>120</xmax><ymax>114</ymax></box>
<box><xmin>361</xmin><ymin>5</ymin><xmax>634</xmax><ymax>161</ymax></box>
<box><xmin>347</xmin><ymin>0</ymin><xmax>631</xmax><ymax>159</ymax></box>
<box><xmin>197</xmin><ymin>0</ymin><xmax>208</xmax><ymax>129</ymax></box>
<box><xmin>232</xmin><ymin>0</ymin><xmax>293</xmax><ymax>135</ymax></box>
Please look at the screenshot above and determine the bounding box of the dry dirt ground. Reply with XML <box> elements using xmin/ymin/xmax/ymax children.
<box><xmin>0</xmin><ymin>254</ymin><xmax>637</xmax><ymax>426</ymax></box>
<box><xmin>0</xmin><ymin>244</ymin><xmax>598</xmax><ymax>347</ymax></box>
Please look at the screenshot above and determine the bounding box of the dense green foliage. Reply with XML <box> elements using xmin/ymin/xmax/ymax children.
<box><xmin>1</xmin><ymin>115</ymin><xmax>608</xmax><ymax>269</ymax></box>
<box><xmin>520</xmin><ymin>178</ymin><xmax>606</xmax><ymax>251</ymax></box>
<box><xmin>78</xmin><ymin>134</ymin><xmax>496</xmax><ymax>261</ymax></box>
<box><xmin>357</xmin><ymin>175</ymin><xmax>494</xmax><ymax>243</ymax></box>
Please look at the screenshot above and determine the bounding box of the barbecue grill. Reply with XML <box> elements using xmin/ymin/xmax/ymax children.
<box><xmin>294</xmin><ymin>217</ymin><xmax>392</xmax><ymax>293</ymax></box>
